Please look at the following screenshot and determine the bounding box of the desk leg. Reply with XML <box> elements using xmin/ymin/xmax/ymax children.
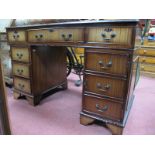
<box><xmin>106</xmin><ymin>124</ymin><xmax>123</xmax><ymax>135</ymax></box>
<box><xmin>26</xmin><ymin>96</ymin><xmax>41</xmax><ymax>106</ymax></box>
<box><xmin>80</xmin><ymin>115</ymin><xmax>95</xmax><ymax>125</ymax></box>
<box><xmin>13</xmin><ymin>91</ymin><xmax>20</xmax><ymax>99</ymax></box>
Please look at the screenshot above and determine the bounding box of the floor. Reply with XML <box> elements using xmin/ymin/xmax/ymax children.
<box><xmin>6</xmin><ymin>74</ymin><xmax>155</xmax><ymax>135</ymax></box>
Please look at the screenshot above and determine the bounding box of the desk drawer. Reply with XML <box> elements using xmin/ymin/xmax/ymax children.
<box><xmin>28</xmin><ymin>28</ymin><xmax>84</xmax><ymax>43</ymax></box>
<box><xmin>84</xmin><ymin>74</ymin><xmax>126</xmax><ymax>100</ymax></box>
<box><xmin>28</xmin><ymin>29</ymin><xmax>59</xmax><ymax>42</ymax></box>
<box><xmin>11</xmin><ymin>47</ymin><xmax>30</xmax><ymax>63</ymax></box>
<box><xmin>136</xmin><ymin>48</ymin><xmax>155</xmax><ymax>56</ymax></box>
<box><xmin>86</xmin><ymin>27</ymin><xmax>132</xmax><ymax>47</ymax></box>
<box><xmin>85</xmin><ymin>50</ymin><xmax>129</xmax><ymax>76</ymax></box>
<box><xmin>14</xmin><ymin>77</ymin><xmax>31</xmax><ymax>94</ymax></box>
<box><xmin>7</xmin><ymin>30</ymin><xmax>26</xmax><ymax>43</ymax></box>
<box><xmin>83</xmin><ymin>95</ymin><xmax>123</xmax><ymax>121</ymax></box>
<box><xmin>13</xmin><ymin>63</ymin><xmax>30</xmax><ymax>78</ymax></box>
<box><xmin>139</xmin><ymin>56</ymin><xmax>155</xmax><ymax>64</ymax></box>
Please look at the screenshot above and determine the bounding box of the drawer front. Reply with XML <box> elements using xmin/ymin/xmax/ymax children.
<box><xmin>28</xmin><ymin>28</ymin><xmax>84</xmax><ymax>43</ymax></box>
<box><xmin>11</xmin><ymin>47</ymin><xmax>30</xmax><ymax>62</ymax></box>
<box><xmin>140</xmin><ymin>64</ymin><xmax>155</xmax><ymax>72</ymax></box>
<box><xmin>28</xmin><ymin>29</ymin><xmax>59</xmax><ymax>42</ymax></box>
<box><xmin>14</xmin><ymin>77</ymin><xmax>31</xmax><ymax>94</ymax></box>
<box><xmin>136</xmin><ymin>48</ymin><xmax>155</xmax><ymax>56</ymax></box>
<box><xmin>83</xmin><ymin>95</ymin><xmax>123</xmax><ymax>121</ymax></box>
<box><xmin>84</xmin><ymin>74</ymin><xmax>126</xmax><ymax>100</ymax></box>
<box><xmin>86</xmin><ymin>27</ymin><xmax>132</xmax><ymax>47</ymax></box>
<box><xmin>85</xmin><ymin>51</ymin><xmax>129</xmax><ymax>76</ymax></box>
<box><xmin>8</xmin><ymin>30</ymin><xmax>26</xmax><ymax>43</ymax></box>
<box><xmin>13</xmin><ymin>63</ymin><xmax>30</xmax><ymax>78</ymax></box>
<box><xmin>139</xmin><ymin>56</ymin><xmax>155</xmax><ymax>64</ymax></box>
<box><xmin>58</xmin><ymin>28</ymin><xmax>84</xmax><ymax>42</ymax></box>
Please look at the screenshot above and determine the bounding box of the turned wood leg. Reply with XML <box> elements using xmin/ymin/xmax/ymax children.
<box><xmin>106</xmin><ymin>124</ymin><xmax>123</xmax><ymax>135</ymax></box>
<box><xmin>13</xmin><ymin>91</ymin><xmax>20</xmax><ymax>99</ymax></box>
<box><xmin>26</xmin><ymin>96</ymin><xmax>41</xmax><ymax>106</ymax></box>
<box><xmin>80</xmin><ymin>115</ymin><xmax>95</xmax><ymax>125</ymax></box>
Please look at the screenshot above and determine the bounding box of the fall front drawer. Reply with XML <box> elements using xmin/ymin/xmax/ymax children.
<box><xmin>11</xmin><ymin>47</ymin><xmax>30</xmax><ymax>63</ymax></box>
<box><xmin>83</xmin><ymin>95</ymin><xmax>123</xmax><ymax>121</ymax></box>
<box><xmin>84</xmin><ymin>73</ymin><xmax>126</xmax><ymax>100</ymax></box>
<box><xmin>14</xmin><ymin>77</ymin><xmax>31</xmax><ymax>94</ymax></box>
<box><xmin>7</xmin><ymin>30</ymin><xmax>26</xmax><ymax>43</ymax></box>
<box><xmin>28</xmin><ymin>28</ymin><xmax>84</xmax><ymax>43</ymax></box>
<box><xmin>13</xmin><ymin>63</ymin><xmax>30</xmax><ymax>78</ymax></box>
<box><xmin>85</xmin><ymin>49</ymin><xmax>129</xmax><ymax>77</ymax></box>
<box><xmin>86</xmin><ymin>27</ymin><xmax>133</xmax><ymax>48</ymax></box>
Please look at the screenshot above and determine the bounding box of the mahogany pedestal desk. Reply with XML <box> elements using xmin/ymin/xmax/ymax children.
<box><xmin>6</xmin><ymin>20</ymin><xmax>141</xmax><ymax>135</ymax></box>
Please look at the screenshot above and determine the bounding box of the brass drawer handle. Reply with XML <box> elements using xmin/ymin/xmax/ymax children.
<box><xmin>111</xmin><ymin>32</ymin><xmax>116</xmax><ymax>38</ymax></box>
<box><xmin>13</xmin><ymin>32</ymin><xmax>20</xmax><ymax>40</ymax></box>
<box><xmin>18</xmin><ymin>83</ymin><xmax>25</xmax><ymax>89</ymax></box>
<box><xmin>96</xmin><ymin>83</ymin><xmax>111</xmax><ymax>92</ymax></box>
<box><xmin>96</xmin><ymin>104</ymin><xmax>109</xmax><ymax>112</ymax></box>
<box><xmin>98</xmin><ymin>60</ymin><xmax>112</xmax><ymax>69</ymax></box>
<box><xmin>61</xmin><ymin>33</ymin><xmax>72</xmax><ymax>41</ymax></box>
<box><xmin>17</xmin><ymin>69</ymin><xmax>24</xmax><ymax>75</ymax></box>
<box><xmin>35</xmin><ymin>34</ymin><xmax>43</xmax><ymax>40</ymax></box>
<box><xmin>101</xmin><ymin>28</ymin><xmax>116</xmax><ymax>41</ymax></box>
<box><xmin>16</xmin><ymin>53</ymin><xmax>23</xmax><ymax>59</ymax></box>
<box><xmin>143</xmin><ymin>50</ymin><xmax>147</xmax><ymax>54</ymax></box>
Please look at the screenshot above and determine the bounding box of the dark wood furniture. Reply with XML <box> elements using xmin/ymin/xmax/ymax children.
<box><xmin>6</xmin><ymin>20</ymin><xmax>141</xmax><ymax>134</ymax></box>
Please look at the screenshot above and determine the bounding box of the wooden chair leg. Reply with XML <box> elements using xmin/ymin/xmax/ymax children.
<box><xmin>106</xmin><ymin>124</ymin><xmax>123</xmax><ymax>135</ymax></box>
<box><xmin>80</xmin><ymin>115</ymin><xmax>95</xmax><ymax>125</ymax></box>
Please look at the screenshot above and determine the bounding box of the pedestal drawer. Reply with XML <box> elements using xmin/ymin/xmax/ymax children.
<box><xmin>13</xmin><ymin>63</ymin><xmax>30</xmax><ymax>78</ymax></box>
<box><xmin>84</xmin><ymin>73</ymin><xmax>126</xmax><ymax>100</ymax></box>
<box><xmin>83</xmin><ymin>95</ymin><xmax>123</xmax><ymax>121</ymax></box>
<box><xmin>85</xmin><ymin>50</ymin><xmax>129</xmax><ymax>76</ymax></box>
<box><xmin>28</xmin><ymin>28</ymin><xmax>84</xmax><ymax>43</ymax></box>
<box><xmin>86</xmin><ymin>27</ymin><xmax>133</xmax><ymax>48</ymax></box>
<box><xmin>7</xmin><ymin>30</ymin><xmax>26</xmax><ymax>43</ymax></box>
<box><xmin>14</xmin><ymin>77</ymin><xmax>31</xmax><ymax>94</ymax></box>
<box><xmin>11</xmin><ymin>47</ymin><xmax>30</xmax><ymax>63</ymax></box>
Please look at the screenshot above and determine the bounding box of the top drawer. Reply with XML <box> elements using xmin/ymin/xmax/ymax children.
<box><xmin>27</xmin><ymin>28</ymin><xmax>84</xmax><ymax>43</ymax></box>
<box><xmin>86</xmin><ymin>27</ymin><xmax>133</xmax><ymax>48</ymax></box>
<box><xmin>7</xmin><ymin>30</ymin><xmax>26</xmax><ymax>43</ymax></box>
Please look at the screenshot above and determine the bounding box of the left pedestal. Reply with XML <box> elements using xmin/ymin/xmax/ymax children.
<box><xmin>11</xmin><ymin>46</ymin><xmax>67</xmax><ymax>106</ymax></box>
